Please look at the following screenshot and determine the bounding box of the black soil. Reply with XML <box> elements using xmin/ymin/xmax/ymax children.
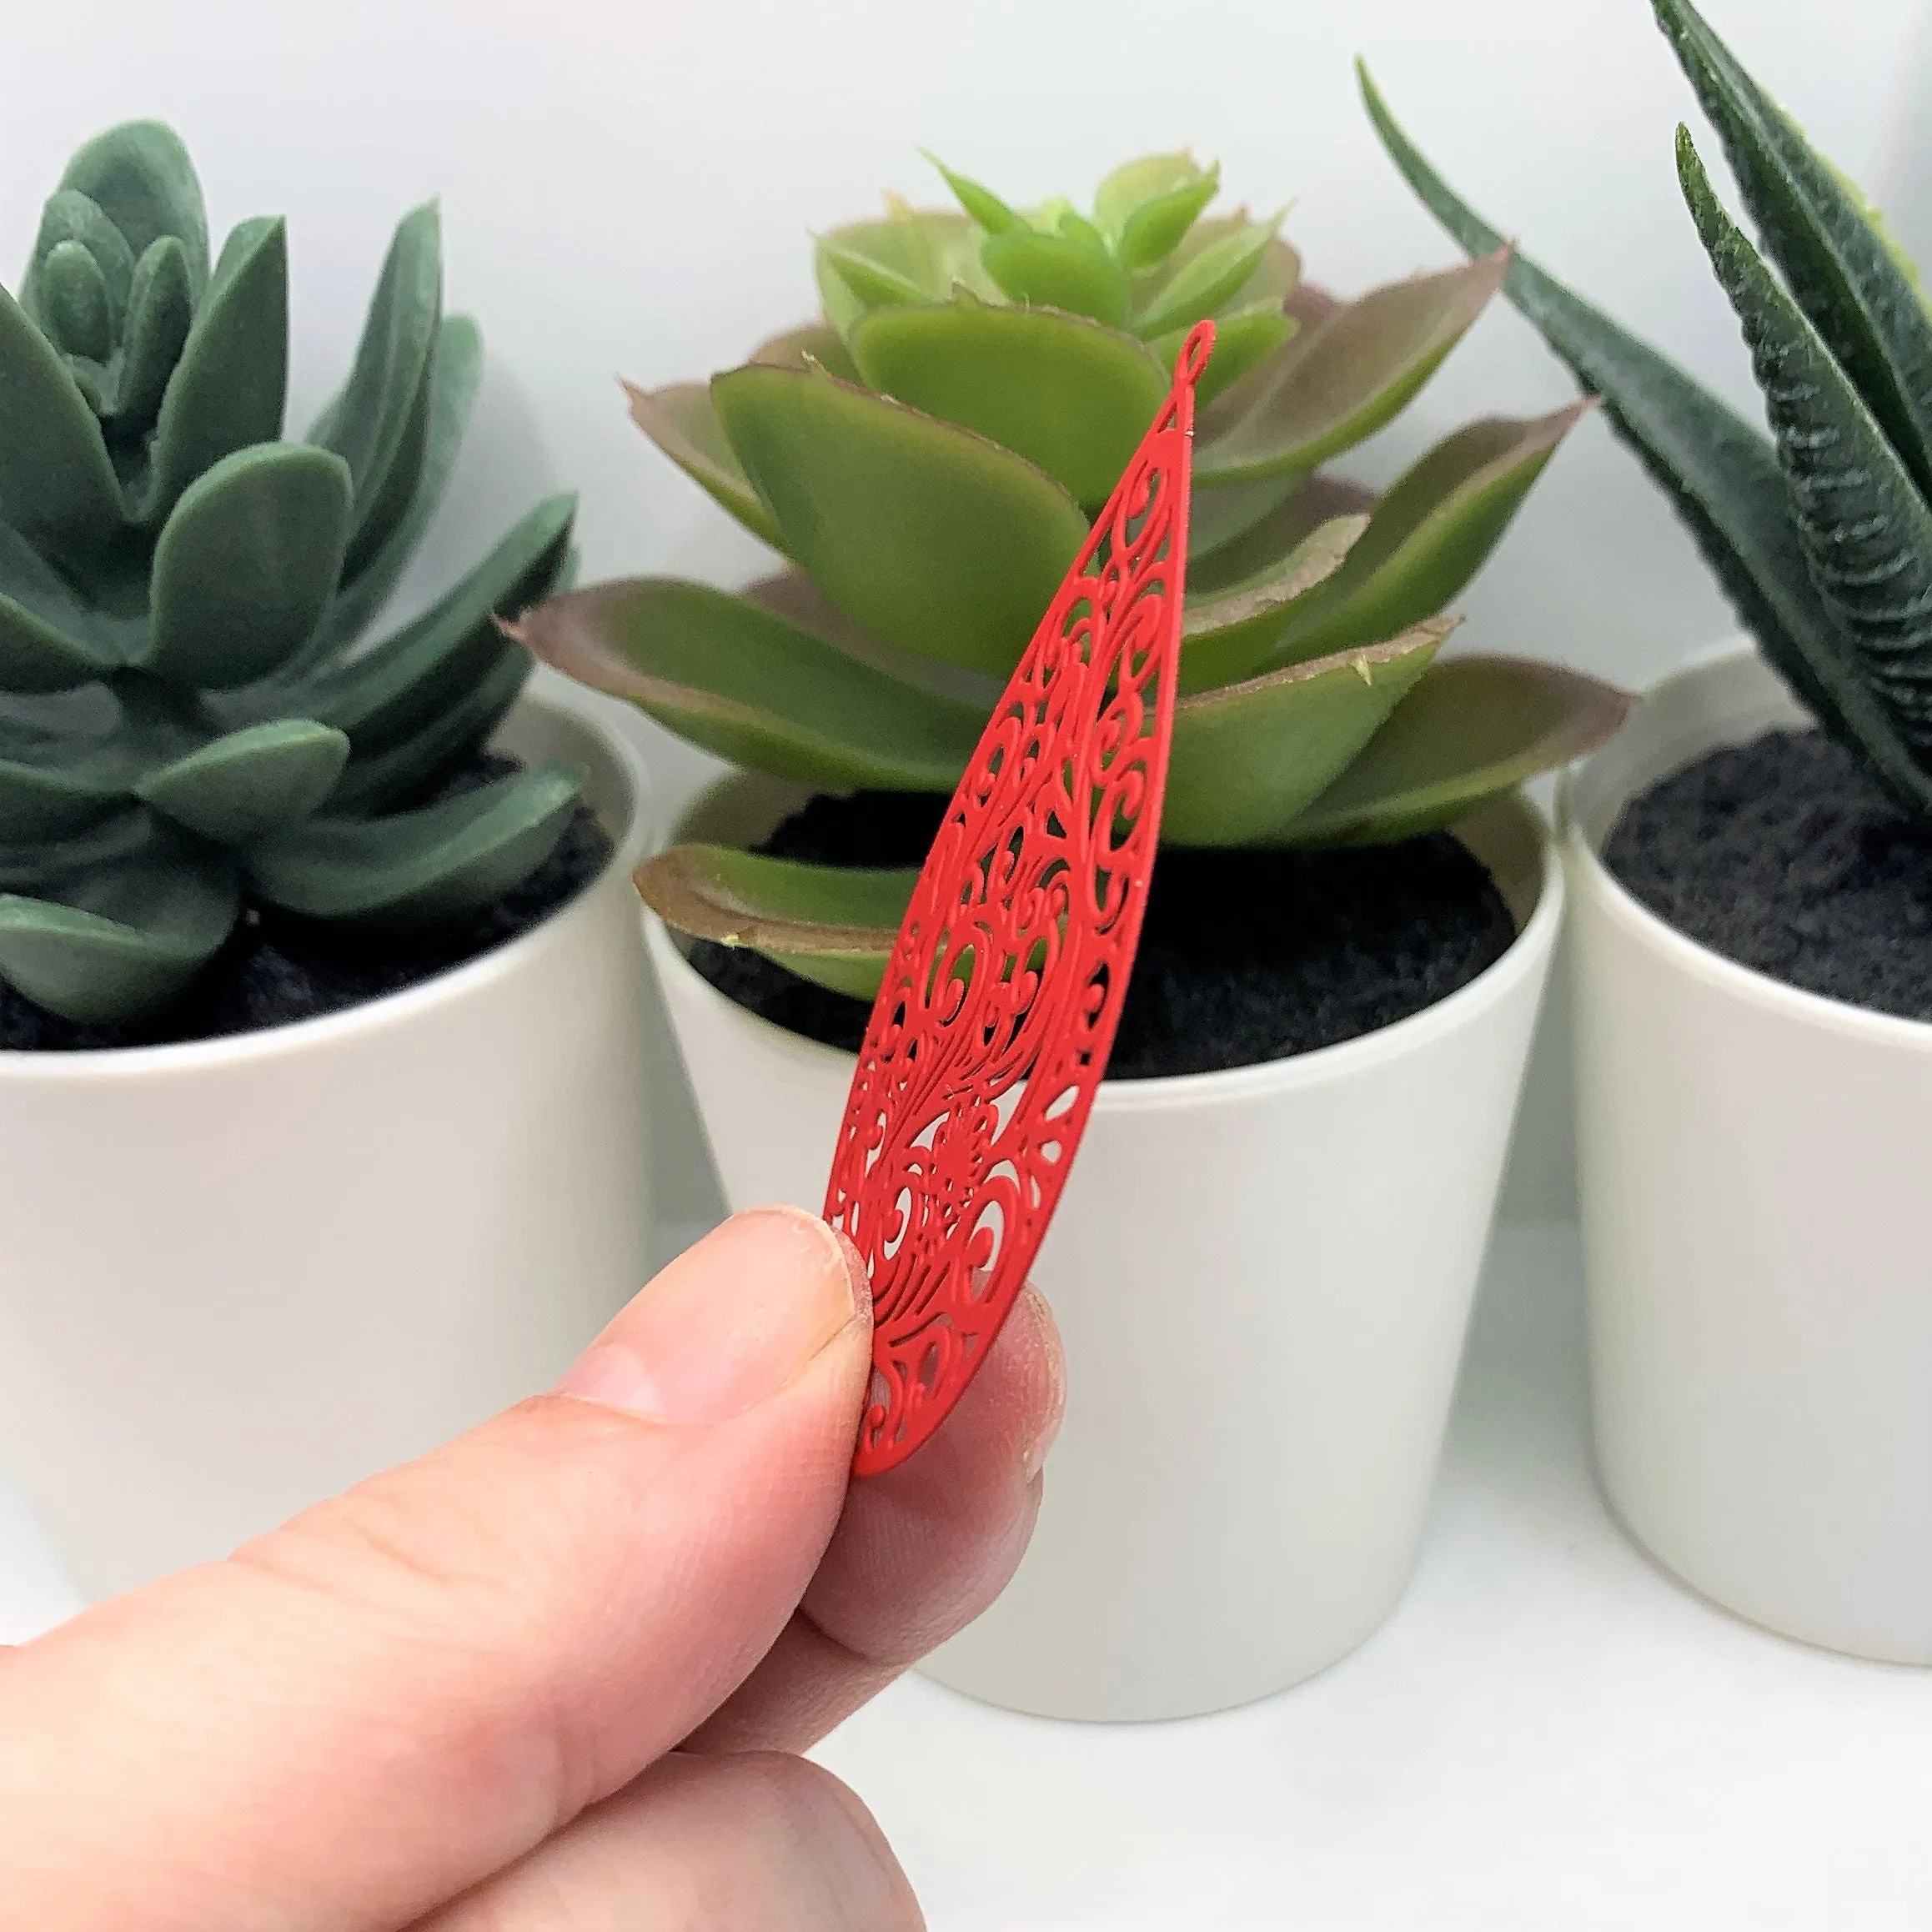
<box><xmin>690</xmin><ymin>790</ymin><xmax>1517</xmax><ymax>1078</ymax></box>
<box><xmin>1606</xmin><ymin>725</ymin><xmax>1932</xmax><ymax>1021</ymax></box>
<box><xmin>1</xmin><ymin>751</ymin><xmax>612</xmax><ymax>1054</ymax></box>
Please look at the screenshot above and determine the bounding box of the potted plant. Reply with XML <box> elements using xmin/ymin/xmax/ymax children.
<box><xmin>521</xmin><ymin>151</ymin><xmax>1626</xmax><ymax>1719</ymax></box>
<box><xmin>0</xmin><ymin>122</ymin><xmax>655</xmax><ymax>1602</ymax></box>
<box><xmin>1370</xmin><ymin>0</ymin><xmax>1932</xmax><ymax>1664</ymax></box>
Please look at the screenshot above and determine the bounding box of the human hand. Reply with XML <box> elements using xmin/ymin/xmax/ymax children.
<box><xmin>0</xmin><ymin>1206</ymin><xmax>1063</xmax><ymax>1929</ymax></box>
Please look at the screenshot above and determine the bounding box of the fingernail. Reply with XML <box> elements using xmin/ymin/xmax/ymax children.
<box><xmin>560</xmin><ymin>1206</ymin><xmax>868</xmax><ymax>1423</ymax></box>
<box><xmin>1019</xmin><ymin>1285</ymin><xmax>1066</xmax><ymax>1481</ymax></box>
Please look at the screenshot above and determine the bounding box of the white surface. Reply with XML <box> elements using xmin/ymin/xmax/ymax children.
<box><xmin>0</xmin><ymin>684</ymin><xmax>656</xmax><ymax>1602</ymax></box>
<box><xmin>6</xmin><ymin>0</ymin><xmax>1931</xmax><ymax>1230</ymax></box>
<box><xmin>655</xmin><ymin>775</ymin><xmax>1563</xmax><ymax>1718</ymax></box>
<box><xmin>1568</xmin><ymin>648</ymin><xmax>1932</xmax><ymax>1664</ymax></box>
<box><xmin>5</xmin><ymin>1227</ymin><xmax>1929</xmax><ymax>1924</ymax></box>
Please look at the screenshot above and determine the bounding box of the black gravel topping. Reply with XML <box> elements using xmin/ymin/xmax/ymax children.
<box><xmin>1605</xmin><ymin>725</ymin><xmax>1932</xmax><ymax>1021</ymax></box>
<box><xmin>1</xmin><ymin>751</ymin><xmax>612</xmax><ymax>1054</ymax></box>
<box><xmin>690</xmin><ymin>790</ymin><xmax>1518</xmax><ymax>1079</ymax></box>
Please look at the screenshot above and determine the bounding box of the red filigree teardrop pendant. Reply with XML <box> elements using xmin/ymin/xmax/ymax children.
<box><xmin>825</xmin><ymin>320</ymin><xmax>1216</xmax><ymax>1476</ymax></box>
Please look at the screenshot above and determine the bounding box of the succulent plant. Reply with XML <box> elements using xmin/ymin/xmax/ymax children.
<box><xmin>1367</xmin><ymin>0</ymin><xmax>1932</xmax><ymax>825</ymax></box>
<box><xmin>521</xmin><ymin>150</ymin><xmax>1624</xmax><ymax>998</ymax></box>
<box><xmin>0</xmin><ymin>122</ymin><xmax>582</xmax><ymax>1026</ymax></box>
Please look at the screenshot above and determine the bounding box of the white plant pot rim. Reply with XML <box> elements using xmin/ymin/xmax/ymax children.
<box><xmin>655</xmin><ymin>774</ymin><xmax>1564</xmax><ymax>1114</ymax></box>
<box><xmin>1559</xmin><ymin>640</ymin><xmax>1932</xmax><ymax>1057</ymax></box>
<box><xmin>1</xmin><ymin>678</ymin><xmax>654</xmax><ymax>1084</ymax></box>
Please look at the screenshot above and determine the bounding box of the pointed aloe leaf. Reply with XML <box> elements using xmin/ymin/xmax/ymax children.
<box><xmin>309</xmin><ymin>203</ymin><xmax>443</xmax><ymax>568</ymax></box>
<box><xmin>287</xmin><ymin>492</ymin><xmax>574</xmax><ymax>751</ymax></box>
<box><xmin>0</xmin><ymin>285</ymin><xmax>123</xmax><ymax>570</ymax></box>
<box><xmin>1282</xmin><ymin>657</ymin><xmax>1632</xmax><ymax>846</ymax></box>
<box><xmin>1653</xmin><ymin>0</ymin><xmax>1932</xmax><ymax>501</ymax></box>
<box><xmin>248</xmin><ymin>759</ymin><xmax>581</xmax><ymax>923</ymax></box>
<box><xmin>1096</xmin><ymin>154</ymin><xmax>1214</xmax><ymax>241</ymax></box>
<box><xmin>516</xmin><ymin>578</ymin><xmax>986</xmax><ymax>792</ymax></box>
<box><xmin>135</xmin><ymin>216</ymin><xmax>289</xmax><ymax>529</ymax></box>
<box><xmin>145</xmin><ymin>444</ymin><xmax>354</xmax><ymax>690</ymax></box>
<box><xmin>922</xmin><ymin>153</ymin><xmax>1021</xmax><ymax>235</ymax></box>
<box><xmin>1133</xmin><ymin>213</ymin><xmax>1286</xmax><ymax>340</ymax></box>
<box><xmin>1162</xmin><ymin>620</ymin><xmax>1452</xmax><ymax>846</ymax></box>
<box><xmin>1152</xmin><ymin>299</ymin><xmax>1294</xmax><ymax>408</ymax></box>
<box><xmin>0</xmin><ymin>823</ymin><xmax>238</xmax><ymax>1023</ymax></box>
<box><xmin>639</xmin><ymin>844</ymin><xmax>911</xmax><ymax>999</ymax></box>
<box><xmin>1177</xmin><ymin>515</ymin><xmax>1369</xmax><ymax>692</ymax></box>
<box><xmin>625</xmin><ymin>379</ymin><xmax>785</xmax><ymax>553</ymax></box>
<box><xmin>110</xmin><ymin>236</ymin><xmax>194</xmax><ymax>430</ymax></box>
<box><xmin>979</xmin><ymin>227</ymin><xmax>1131</xmax><ymax>327</ymax></box>
<box><xmin>1679</xmin><ymin>130</ymin><xmax>1932</xmax><ymax>770</ymax></box>
<box><xmin>319</xmin><ymin>314</ymin><xmax>485</xmax><ymax>650</ymax></box>
<box><xmin>711</xmin><ymin>363</ymin><xmax>1090</xmax><ymax>675</ymax></box>
<box><xmin>849</xmin><ymin>297</ymin><xmax>1168</xmax><ymax>507</ymax></box>
<box><xmin>1190</xmin><ymin>472</ymin><xmax>1380</xmax><ymax>592</ymax></box>
<box><xmin>1358</xmin><ymin>64</ymin><xmax>1932</xmax><ymax>815</ymax></box>
<box><xmin>1196</xmin><ymin>251</ymin><xmax>1508</xmax><ymax>484</ymax></box>
<box><xmin>324</xmin><ymin>640</ymin><xmax>530</xmax><ymax>815</ymax></box>
<box><xmin>751</xmin><ymin>319</ymin><xmax>862</xmax><ymax>383</ymax></box>
<box><xmin>1271</xmin><ymin>404</ymin><xmax>1588</xmax><ymax>668</ymax></box>
<box><xmin>137</xmin><ymin>719</ymin><xmax>349</xmax><ymax>844</ymax></box>
<box><xmin>58</xmin><ymin>121</ymin><xmax>209</xmax><ymax>295</ymax></box>
<box><xmin>0</xmin><ymin>524</ymin><xmax>123</xmax><ymax>692</ymax></box>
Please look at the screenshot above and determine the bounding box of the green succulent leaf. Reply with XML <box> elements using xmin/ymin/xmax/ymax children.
<box><xmin>145</xmin><ymin>444</ymin><xmax>354</xmax><ymax>689</ymax></box>
<box><xmin>0</xmin><ymin>740</ymin><xmax>129</xmax><ymax>841</ymax></box>
<box><xmin>111</xmin><ymin>236</ymin><xmax>194</xmax><ymax>429</ymax></box>
<box><xmin>978</xmin><ymin>227</ymin><xmax>1132</xmax><ymax>327</ymax></box>
<box><xmin>638</xmin><ymin>843</ymin><xmax>912</xmax><ymax>1000</ymax></box>
<box><xmin>58</xmin><ymin>120</ymin><xmax>209</xmax><ymax>297</ymax></box>
<box><xmin>26</xmin><ymin>191</ymin><xmax>135</xmax><ymax>337</ymax></box>
<box><xmin>0</xmin><ymin>284</ymin><xmax>124</xmax><ymax>570</ymax></box>
<box><xmin>1152</xmin><ymin>299</ymin><xmax>1294</xmax><ymax>408</ymax></box>
<box><xmin>1196</xmin><ymin>250</ymin><xmax>1509</xmax><ymax>484</ymax></box>
<box><xmin>1270</xmin><ymin>404</ymin><xmax>1588</xmax><ymax>667</ymax></box>
<box><xmin>1117</xmin><ymin>171</ymin><xmax>1222</xmax><ymax>273</ymax></box>
<box><xmin>922</xmin><ymin>153</ymin><xmax>1021</xmax><ymax>235</ymax></box>
<box><xmin>625</xmin><ymin>379</ymin><xmax>785</xmax><ymax>553</ymax></box>
<box><xmin>710</xmin><ymin>362</ymin><xmax>1089</xmax><ymax>675</ymax></box>
<box><xmin>39</xmin><ymin>242</ymin><xmax>115</xmax><ymax>362</ymax></box>
<box><xmin>1162</xmin><ymin>620</ymin><xmax>1452</xmax><ymax>846</ymax></box>
<box><xmin>248</xmin><ymin>758</ymin><xmax>582</xmax><ymax>923</ymax></box>
<box><xmin>1360</xmin><ymin>61</ymin><xmax>1932</xmax><ymax>818</ymax></box>
<box><xmin>515</xmin><ymin>578</ymin><xmax>986</xmax><ymax>793</ymax></box>
<box><xmin>286</xmin><ymin>492</ymin><xmax>575</xmax><ymax>752</ymax></box>
<box><xmin>1155</xmin><ymin>216</ymin><xmax>1302</xmax><ymax>316</ymax></box>
<box><xmin>1132</xmin><ymin>213</ymin><xmax>1285</xmax><ymax>340</ymax></box>
<box><xmin>319</xmin><ymin>314</ymin><xmax>485</xmax><ymax>651</ymax></box>
<box><xmin>815</xmin><ymin>210</ymin><xmax>996</xmax><ymax>334</ymax></box>
<box><xmin>0</xmin><ymin>819</ymin><xmax>238</xmax><ymax>1024</ymax></box>
<box><xmin>0</xmin><ymin>524</ymin><xmax>125</xmax><ymax>692</ymax></box>
<box><xmin>1679</xmin><ymin>130</ymin><xmax>1932</xmax><ymax>768</ymax></box>
<box><xmin>136</xmin><ymin>718</ymin><xmax>350</xmax><ymax>844</ymax></box>
<box><xmin>1095</xmin><ymin>154</ymin><xmax>1210</xmax><ymax>237</ymax></box>
<box><xmin>1652</xmin><ymin>0</ymin><xmax>1932</xmax><ymax>502</ymax></box>
<box><xmin>134</xmin><ymin>215</ymin><xmax>289</xmax><ymax>529</ymax></box>
<box><xmin>848</xmin><ymin>297</ymin><xmax>1168</xmax><ymax>508</ymax></box>
<box><xmin>1177</xmin><ymin>515</ymin><xmax>1369</xmax><ymax>692</ymax></box>
<box><xmin>1189</xmin><ymin>472</ymin><xmax>1380</xmax><ymax>593</ymax></box>
<box><xmin>750</xmin><ymin>319</ymin><xmax>862</xmax><ymax>384</ymax></box>
<box><xmin>818</xmin><ymin>243</ymin><xmax>928</xmax><ymax>314</ymax></box>
<box><xmin>309</xmin><ymin>203</ymin><xmax>443</xmax><ymax>574</ymax></box>
<box><xmin>1187</xmin><ymin>472</ymin><xmax>1305</xmax><ymax>565</ymax></box>
<box><xmin>1281</xmin><ymin>656</ymin><xmax>1633</xmax><ymax>846</ymax></box>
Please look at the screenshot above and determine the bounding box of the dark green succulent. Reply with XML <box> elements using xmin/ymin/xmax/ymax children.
<box><xmin>1367</xmin><ymin>0</ymin><xmax>1932</xmax><ymax>823</ymax></box>
<box><xmin>522</xmin><ymin>151</ymin><xmax>1625</xmax><ymax>999</ymax></box>
<box><xmin>1</xmin><ymin>122</ymin><xmax>582</xmax><ymax>1026</ymax></box>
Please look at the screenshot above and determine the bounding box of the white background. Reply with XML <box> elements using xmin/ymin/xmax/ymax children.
<box><xmin>8</xmin><ymin>0</ymin><xmax>1931</xmax><ymax>1225</ymax></box>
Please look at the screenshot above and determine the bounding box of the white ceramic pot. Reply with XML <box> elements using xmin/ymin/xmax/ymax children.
<box><xmin>650</xmin><ymin>772</ymin><xmax>1562</xmax><ymax>1719</ymax></box>
<box><xmin>1567</xmin><ymin>644</ymin><xmax>1932</xmax><ymax>1664</ymax></box>
<box><xmin>0</xmin><ymin>679</ymin><xmax>655</xmax><ymax>1602</ymax></box>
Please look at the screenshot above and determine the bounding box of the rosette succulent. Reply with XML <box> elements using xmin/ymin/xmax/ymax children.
<box><xmin>1367</xmin><ymin>0</ymin><xmax>1932</xmax><ymax>824</ymax></box>
<box><xmin>522</xmin><ymin>151</ymin><xmax>1625</xmax><ymax>997</ymax></box>
<box><xmin>1</xmin><ymin>121</ymin><xmax>580</xmax><ymax>1026</ymax></box>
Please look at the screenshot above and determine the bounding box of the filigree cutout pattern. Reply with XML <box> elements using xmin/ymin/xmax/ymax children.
<box><xmin>826</xmin><ymin>322</ymin><xmax>1215</xmax><ymax>1475</ymax></box>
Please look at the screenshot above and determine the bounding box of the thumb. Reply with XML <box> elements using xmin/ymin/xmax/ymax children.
<box><xmin>0</xmin><ymin>1206</ymin><xmax>870</xmax><ymax>1932</ymax></box>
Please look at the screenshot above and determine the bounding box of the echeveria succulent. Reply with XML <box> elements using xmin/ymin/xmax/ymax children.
<box><xmin>1</xmin><ymin>122</ymin><xmax>581</xmax><ymax>1025</ymax></box>
<box><xmin>521</xmin><ymin>150</ymin><xmax>1625</xmax><ymax>997</ymax></box>
<box><xmin>1367</xmin><ymin>0</ymin><xmax>1932</xmax><ymax>825</ymax></box>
